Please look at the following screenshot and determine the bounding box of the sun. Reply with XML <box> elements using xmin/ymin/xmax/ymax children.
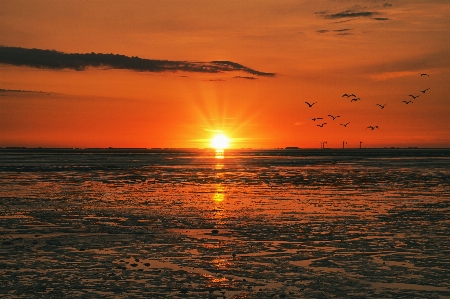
<box><xmin>211</xmin><ymin>133</ymin><xmax>230</xmax><ymax>149</ymax></box>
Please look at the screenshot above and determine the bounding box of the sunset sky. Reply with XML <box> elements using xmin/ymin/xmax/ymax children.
<box><xmin>1</xmin><ymin>0</ymin><xmax>449</xmax><ymax>149</ymax></box>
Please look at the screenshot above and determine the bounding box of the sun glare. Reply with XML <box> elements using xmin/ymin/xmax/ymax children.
<box><xmin>211</xmin><ymin>134</ymin><xmax>230</xmax><ymax>149</ymax></box>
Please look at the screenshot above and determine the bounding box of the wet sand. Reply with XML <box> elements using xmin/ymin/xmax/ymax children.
<box><xmin>1</xmin><ymin>149</ymin><xmax>450</xmax><ymax>298</ymax></box>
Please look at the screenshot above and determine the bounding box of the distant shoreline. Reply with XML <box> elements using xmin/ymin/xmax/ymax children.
<box><xmin>1</xmin><ymin>147</ymin><xmax>449</xmax><ymax>153</ymax></box>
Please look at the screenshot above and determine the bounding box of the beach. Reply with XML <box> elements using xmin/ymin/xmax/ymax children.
<box><xmin>1</xmin><ymin>148</ymin><xmax>449</xmax><ymax>298</ymax></box>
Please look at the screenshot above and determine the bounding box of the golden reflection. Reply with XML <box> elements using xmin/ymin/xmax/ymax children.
<box><xmin>213</xmin><ymin>184</ymin><xmax>225</xmax><ymax>203</ymax></box>
<box><xmin>211</xmin><ymin>259</ymin><xmax>232</xmax><ymax>270</ymax></box>
<box><xmin>211</xmin><ymin>276</ymin><xmax>229</xmax><ymax>283</ymax></box>
<box><xmin>213</xmin><ymin>184</ymin><xmax>226</xmax><ymax>223</ymax></box>
<box><xmin>215</xmin><ymin>149</ymin><xmax>224</xmax><ymax>159</ymax></box>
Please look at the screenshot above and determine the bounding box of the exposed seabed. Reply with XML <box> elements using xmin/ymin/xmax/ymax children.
<box><xmin>1</xmin><ymin>149</ymin><xmax>450</xmax><ymax>298</ymax></box>
<box><xmin>1</xmin><ymin>184</ymin><xmax>450</xmax><ymax>298</ymax></box>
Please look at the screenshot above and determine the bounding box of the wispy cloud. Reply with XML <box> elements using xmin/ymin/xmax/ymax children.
<box><xmin>314</xmin><ymin>6</ymin><xmax>390</xmax><ymax>36</ymax></box>
<box><xmin>332</xmin><ymin>19</ymin><xmax>353</xmax><ymax>24</ymax></box>
<box><xmin>324</xmin><ymin>10</ymin><xmax>378</xmax><ymax>19</ymax></box>
<box><xmin>233</xmin><ymin>76</ymin><xmax>257</xmax><ymax>80</ymax></box>
<box><xmin>0</xmin><ymin>88</ymin><xmax>52</xmax><ymax>94</ymax></box>
<box><xmin>0</xmin><ymin>46</ymin><xmax>275</xmax><ymax>77</ymax></box>
<box><xmin>316</xmin><ymin>5</ymin><xmax>390</xmax><ymax>21</ymax></box>
<box><xmin>366</xmin><ymin>49</ymin><xmax>450</xmax><ymax>81</ymax></box>
<box><xmin>206</xmin><ymin>79</ymin><xmax>226</xmax><ymax>82</ymax></box>
<box><xmin>334</xmin><ymin>28</ymin><xmax>351</xmax><ymax>32</ymax></box>
<box><xmin>316</xmin><ymin>28</ymin><xmax>352</xmax><ymax>35</ymax></box>
<box><xmin>369</xmin><ymin>71</ymin><xmax>423</xmax><ymax>81</ymax></box>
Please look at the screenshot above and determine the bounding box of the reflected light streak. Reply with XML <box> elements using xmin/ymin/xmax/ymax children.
<box><xmin>215</xmin><ymin>149</ymin><xmax>225</xmax><ymax>159</ymax></box>
<box><xmin>213</xmin><ymin>184</ymin><xmax>225</xmax><ymax>203</ymax></box>
<box><xmin>212</xmin><ymin>184</ymin><xmax>226</xmax><ymax>224</ymax></box>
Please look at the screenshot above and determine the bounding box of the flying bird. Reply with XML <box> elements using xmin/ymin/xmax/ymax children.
<box><xmin>351</xmin><ymin>97</ymin><xmax>361</xmax><ymax>102</ymax></box>
<box><xmin>317</xmin><ymin>123</ymin><xmax>327</xmax><ymax>127</ymax></box>
<box><xmin>402</xmin><ymin>100</ymin><xmax>413</xmax><ymax>104</ymax></box>
<box><xmin>340</xmin><ymin>122</ymin><xmax>350</xmax><ymax>127</ymax></box>
<box><xmin>310</xmin><ymin>117</ymin><xmax>323</xmax><ymax>121</ymax></box>
<box><xmin>420</xmin><ymin>88</ymin><xmax>430</xmax><ymax>93</ymax></box>
<box><xmin>376</xmin><ymin>103</ymin><xmax>387</xmax><ymax>109</ymax></box>
<box><xmin>342</xmin><ymin>93</ymin><xmax>356</xmax><ymax>98</ymax></box>
<box><xmin>366</xmin><ymin>126</ymin><xmax>379</xmax><ymax>130</ymax></box>
<box><xmin>305</xmin><ymin>101</ymin><xmax>317</xmax><ymax>107</ymax></box>
<box><xmin>409</xmin><ymin>94</ymin><xmax>419</xmax><ymax>99</ymax></box>
<box><xmin>328</xmin><ymin>114</ymin><xmax>340</xmax><ymax>120</ymax></box>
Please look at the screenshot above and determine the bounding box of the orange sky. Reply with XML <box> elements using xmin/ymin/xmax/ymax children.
<box><xmin>1</xmin><ymin>0</ymin><xmax>450</xmax><ymax>148</ymax></box>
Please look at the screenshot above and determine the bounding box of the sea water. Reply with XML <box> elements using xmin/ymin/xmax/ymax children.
<box><xmin>0</xmin><ymin>148</ymin><xmax>449</xmax><ymax>298</ymax></box>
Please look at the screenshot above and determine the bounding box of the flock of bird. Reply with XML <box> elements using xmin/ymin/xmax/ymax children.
<box><xmin>303</xmin><ymin>73</ymin><xmax>431</xmax><ymax>134</ymax></box>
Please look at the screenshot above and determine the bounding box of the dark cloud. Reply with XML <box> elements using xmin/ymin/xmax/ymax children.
<box><xmin>314</xmin><ymin>10</ymin><xmax>329</xmax><ymax>16</ymax></box>
<box><xmin>334</xmin><ymin>28</ymin><xmax>351</xmax><ymax>32</ymax></box>
<box><xmin>0</xmin><ymin>88</ymin><xmax>31</xmax><ymax>93</ymax></box>
<box><xmin>317</xmin><ymin>28</ymin><xmax>352</xmax><ymax>35</ymax></box>
<box><xmin>333</xmin><ymin>19</ymin><xmax>353</xmax><ymax>24</ymax></box>
<box><xmin>325</xmin><ymin>10</ymin><xmax>377</xmax><ymax>19</ymax></box>
<box><xmin>373</xmin><ymin>17</ymin><xmax>390</xmax><ymax>21</ymax></box>
<box><xmin>233</xmin><ymin>76</ymin><xmax>257</xmax><ymax>80</ymax></box>
<box><xmin>0</xmin><ymin>46</ymin><xmax>275</xmax><ymax>77</ymax></box>
<box><xmin>334</xmin><ymin>28</ymin><xmax>352</xmax><ymax>35</ymax></box>
<box><xmin>0</xmin><ymin>88</ymin><xmax>49</xmax><ymax>94</ymax></box>
<box><xmin>383</xmin><ymin>3</ymin><xmax>393</xmax><ymax>7</ymax></box>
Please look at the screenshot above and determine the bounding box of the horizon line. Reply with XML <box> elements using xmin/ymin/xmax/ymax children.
<box><xmin>1</xmin><ymin>146</ymin><xmax>448</xmax><ymax>151</ymax></box>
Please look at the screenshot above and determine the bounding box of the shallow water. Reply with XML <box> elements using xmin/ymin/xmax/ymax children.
<box><xmin>1</xmin><ymin>148</ymin><xmax>450</xmax><ymax>298</ymax></box>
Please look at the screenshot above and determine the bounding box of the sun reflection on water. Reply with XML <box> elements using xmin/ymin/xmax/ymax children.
<box><xmin>213</xmin><ymin>184</ymin><xmax>225</xmax><ymax>203</ymax></box>
<box><xmin>215</xmin><ymin>149</ymin><xmax>225</xmax><ymax>159</ymax></box>
<box><xmin>212</xmin><ymin>184</ymin><xmax>226</xmax><ymax>224</ymax></box>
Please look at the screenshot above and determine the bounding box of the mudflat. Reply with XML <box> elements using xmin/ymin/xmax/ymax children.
<box><xmin>1</xmin><ymin>149</ymin><xmax>449</xmax><ymax>298</ymax></box>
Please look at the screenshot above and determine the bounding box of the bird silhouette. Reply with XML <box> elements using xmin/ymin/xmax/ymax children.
<box><xmin>310</xmin><ymin>117</ymin><xmax>323</xmax><ymax>121</ymax></box>
<box><xmin>340</xmin><ymin>122</ymin><xmax>350</xmax><ymax>127</ymax></box>
<box><xmin>367</xmin><ymin>126</ymin><xmax>379</xmax><ymax>130</ymax></box>
<box><xmin>317</xmin><ymin>123</ymin><xmax>327</xmax><ymax>127</ymax></box>
<box><xmin>342</xmin><ymin>93</ymin><xmax>356</xmax><ymax>98</ymax></box>
<box><xmin>419</xmin><ymin>73</ymin><xmax>429</xmax><ymax>76</ymax></box>
<box><xmin>376</xmin><ymin>103</ymin><xmax>387</xmax><ymax>109</ymax></box>
<box><xmin>402</xmin><ymin>100</ymin><xmax>413</xmax><ymax>104</ymax></box>
<box><xmin>305</xmin><ymin>101</ymin><xmax>317</xmax><ymax>107</ymax></box>
<box><xmin>420</xmin><ymin>88</ymin><xmax>430</xmax><ymax>93</ymax></box>
<box><xmin>409</xmin><ymin>95</ymin><xmax>419</xmax><ymax>99</ymax></box>
<box><xmin>328</xmin><ymin>114</ymin><xmax>340</xmax><ymax>120</ymax></box>
<box><xmin>351</xmin><ymin>97</ymin><xmax>361</xmax><ymax>102</ymax></box>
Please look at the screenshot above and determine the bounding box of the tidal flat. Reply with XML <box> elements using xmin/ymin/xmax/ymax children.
<box><xmin>1</xmin><ymin>149</ymin><xmax>449</xmax><ymax>298</ymax></box>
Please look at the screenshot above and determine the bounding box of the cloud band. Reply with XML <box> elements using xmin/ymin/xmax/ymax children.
<box><xmin>0</xmin><ymin>46</ymin><xmax>275</xmax><ymax>77</ymax></box>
